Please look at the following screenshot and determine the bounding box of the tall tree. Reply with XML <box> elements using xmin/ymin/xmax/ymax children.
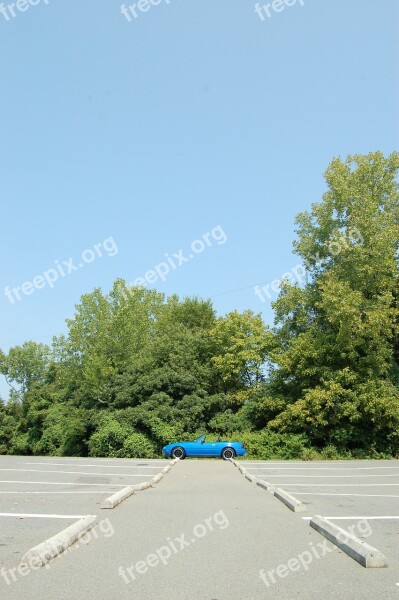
<box><xmin>266</xmin><ymin>152</ymin><xmax>399</xmax><ymax>451</ymax></box>
<box><xmin>0</xmin><ymin>342</ymin><xmax>51</xmax><ymax>401</ymax></box>
<box><xmin>210</xmin><ymin>310</ymin><xmax>273</xmax><ymax>400</ymax></box>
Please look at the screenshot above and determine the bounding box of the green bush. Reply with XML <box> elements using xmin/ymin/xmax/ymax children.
<box><xmin>122</xmin><ymin>433</ymin><xmax>157</xmax><ymax>458</ymax></box>
<box><xmin>208</xmin><ymin>410</ymin><xmax>249</xmax><ymax>434</ymax></box>
<box><xmin>88</xmin><ymin>419</ymin><xmax>129</xmax><ymax>457</ymax></box>
<box><xmin>233</xmin><ymin>430</ymin><xmax>310</xmax><ymax>460</ymax></box>
<box><xmin>35</xmin><ymin>425</ymin><xmax>63</xmax><ymax>455</ymax></box>
<box><xmin>10</xmin><ymin>432</ymin><xmax>31</xmax><ymax>455</ymax></box>
<box><xmin>32</xmin><ymin>405</ymin><xmax>88</xmax><ymax>456</ymax></box>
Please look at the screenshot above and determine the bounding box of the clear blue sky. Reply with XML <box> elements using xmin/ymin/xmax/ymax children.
<box><xmin>1</xmin><ymin>0</ymin><xmax>398</xmax><ymax>397</ymax></box>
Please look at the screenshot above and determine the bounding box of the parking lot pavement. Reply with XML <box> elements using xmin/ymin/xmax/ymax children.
<box><xmin>242</xmin><ymin>459</ymin><xmax>399</xmax><ymax>569</ymax></box>
<box><xmin>0</xmin><ymin>456</ymin><xmax>167</xmax><ymax>571</ymax></box>
<box><xmin>5</xmin><ymin>459</ymin><xmax>399</xmax><ymax>600</ymax></box>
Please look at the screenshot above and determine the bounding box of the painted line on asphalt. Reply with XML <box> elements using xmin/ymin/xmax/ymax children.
<box><xmin>243</xmin><ymin>473</ymin><xmax>399</xmax><ymax>478</ymax></box>
<box><xmin>0</xmin><ymin>480</ymin><xmax>127</xmax><ymax>487</ymax></box>
<box><xmin>294</xmin><ymin>493</ymin><xmax>399</xmax><ymax>498</ymax></box>
<box><xmin>270</xmin><ymin>483</ymin><xmax>399</xmax><ymax>487</ymax></box>
<box><xmin>245</xmin><ymin>466</ymin><xmax>399</xmax><ymax>471</ymax></box>
<box><xmin>23</xmin><ymin>462</ymin><xmax>163</xmax><ymax>469</ymax></box>
<box><xmin>0</xmin><ymin>513</ymin><xmax>87</xmax><ymax>519</ymax></box>
<box><xmin>0</xmin><ymin>491</ymin><xmax>118</xmax><ymax>494</ymax></box>
<box><xmin>302</xmin><ymin>516</ymin><xmax>399</xmax><ymax>521</ymax></box>
<box><xmin>0</xmin><ymin>469</ymin><xmax>154</xmax><ymax>477</ymax></box>
<box><xmin>18</xmin><ymin>458</ymin><xmax>165</xmax><ymax>464</ymax></box>
<box><xmin>241</xmin><ymin>461</ymin><xmax>397</xmax><ymax>466</ymax></box>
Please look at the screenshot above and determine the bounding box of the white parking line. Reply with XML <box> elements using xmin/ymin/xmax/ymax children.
<box><xmin>293</xmin><ymin>493</ymin><xmax>399</xmax><ymax>498</ymax></box>
<box><xmin>0</xmin><ymin>469</ymin><xmax>152</xmax><ymax>477</ymax></box>
<box><xmin>246</xmin><ymin>466</ymin><xmax>399</xmax><ymax>471</ymax></box>
<box><xmin>0</xmin><ymin>491</ymin><xmax>116</xmax><ymax>494</ymax></box>
<box><xmin>0</xmin><ymin>480</ymin><xmax>127</xmax><ymax>487</ymax></box>
<box><xmin>272</xmin><ymin>483</ymin><xmax>399</xmax><ymax>487</ymax></box>
<box><xmin>0</xmin><ymin>513</ymin><xmax>88</xmax><ymax>519</ymax></box>
<box><xmin>17</xmin><ymin>462</ymin><xmax>169</xmax><ymax>467</ymax></box>
<box><xmin>244</xmin><ymin>474</ymin><xmax>399</xmax><ymax>478</ymax></box>
<box><xmin>302</xmin><ymin>516</ymin><xmax>399</xmax><ymax>521</ymax></box>
<box><xmin>23</xmin><ymin>462</ymin><xmax>162</xmax><ymax>469</ymax></box>
<box><xmin>241</xmin><ymin>462</ymin><xmax>398</xmax><ymax>466</ymax></box>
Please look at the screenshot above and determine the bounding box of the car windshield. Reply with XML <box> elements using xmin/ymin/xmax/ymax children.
<box><xmin>194</xmin><ymin>434</ymin><xmax>206</xmax><ymax>444</ymax></box>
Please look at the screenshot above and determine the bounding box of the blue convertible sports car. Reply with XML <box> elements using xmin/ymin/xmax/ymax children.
<box><xmin>162</xmin><ymin>434</ymin><xmax>247</xmax><ymax>460</ymax></box>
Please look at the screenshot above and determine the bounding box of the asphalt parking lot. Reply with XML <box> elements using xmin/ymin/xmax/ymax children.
<box><xmin>3</xmin><ymin>458</ymin><xmax>399</xmax><ymax>600</ymax></box>
<box><xmin>241</xmin><ymin>459</ymin><xmax>399</xmax><ymax>570</ymax></box>
<box><xmin>0</xmin><ymin>455</ymin><xmax>167</xmax><ymax>571</ymax></box>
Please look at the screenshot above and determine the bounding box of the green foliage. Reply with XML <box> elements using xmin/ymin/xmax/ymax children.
<box><xmin>88</xmin><ymin>419</ymin><xmax>129</xmax><ymax>457</ymax></box>
<box><xmin>266</xmin><ymin>151</ymin><xmax>399</xmax><ymax>452</ymax></box>
<box><xmin>10</xmin><ymin>432</ymin><xmax>31</xmax><ymax>456</ymax></box>
<box><xmin>88</xmin><ymin>417</ymin><xmax>157</xmax><ymax>458</ymax></box>
<box><xmin>0</xmin><ymin>342</ymin><xmax>51</xmax><ymax>400</ymax></box>
<box><xmin>33</xmin><ymin>405</ymin><xmax>88</xmax><ymax>456</ymax></box>
<box><xmin>210</xmin><ymin>310</ymin><xmax>273</xmax><ymax>396</ymax></box>
<box><xmin>0</xmin><ymin>399</ymin><xmax>20</xmax><ymax>454</ymax></box>
<box><xmin>208</xmin><ymin>409</ymin><xmax>250</xmax><ymax>434</ymax></box>
<box><xmin>234</xmin><ymin>430</ymin><xmax>311</xmax><ymax>460</ymax></box>
<box><xmin>123</xmin><ymin>433</ymin><xmax>157</xmax><ymax>459</ymax></box>
<box><xmin>1</xmin><ymin>152</ymin><xmax>398</xmax><ymax>460</ymax></box>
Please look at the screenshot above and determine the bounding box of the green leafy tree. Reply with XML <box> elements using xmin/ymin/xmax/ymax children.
<box><xmin>210</xmin><ymin>310</ymin><xmax>274</xmax><ymax>403</ymax></box>
<box><xmin>0</xmin><ymin>342</ymin><xmax>51</xmax><ymax>401</ymax></box>
<box><xmin>265</xmin><ymin>152</ymin><xmax>399</xmax><ymax>452</ymax></box>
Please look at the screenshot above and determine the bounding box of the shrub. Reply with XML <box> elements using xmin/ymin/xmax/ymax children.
<box><xmin>122</xmin><ymin>433</ymin><xmax>157</xmax><ymax>458</ymax></box>
<box><xmin>88</xmin><ymin>419</ymin><xmax>129</xmax><ymax>457</ymax></box>
<box><xmin>233</xmin><ymin>430</ymin><xmax>310</xmax><ymax>460</ymax></box>
<box><xmin>33</xmin><ymin>405</ymin><xmax>88</xmax><ymax>456</ymax></box>
<box><xmin>10</xmin><ymin>432</ymin><xmax>31</xmax><ymax>455</ymax></box>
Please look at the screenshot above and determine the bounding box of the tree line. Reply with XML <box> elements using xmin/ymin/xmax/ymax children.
<box><xmin>1</xmin><ymin>152</ymin><xmax>398</xmax><ymax>459</ymax></box>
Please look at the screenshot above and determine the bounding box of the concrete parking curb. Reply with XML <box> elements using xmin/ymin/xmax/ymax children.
<box><xmin>274</xmin><ymin>488</ymin><xmax>307</xmax><ymax>513</ymax></box>
<box><xmin>101</xmin><ymin>486</ymin><xmax>136</xmax><ymax>509</ymax></box>
<box><xmin>21</xmin><ymin>515</ymin><xmax>97</xmax><ymax>568</ymax></box>
<box><xmin>101</xmin><ymin>460</ymin><xmax>176</xmax><ymax>509</ymax></box>
<box><xmin>133</xmin><ymin>481</ymin><xmax>152</xmax><ymax>491</ymax></box>
<box><xmin>310</xmin><ymin>516</ymin><xmax>388</xmax><ymax>568</ymax></box>
<box><xmin>151</xmin><ymin>473</ymin><xmax>163</xmax><ymax>485</ymax></box>
<box><xmin>229</xmin><ymin>460</ymin><xmax>276</xmax><ymax>492</ymax></box>
<box><xmin>256</xmin><ymin>479</ymin><xmax>275</xmax><ymax>492</ymax></box>
<box><xmin>230</xmin><ymin>460</ymin><xmax>259</xmax><ymax>485</ymax></box>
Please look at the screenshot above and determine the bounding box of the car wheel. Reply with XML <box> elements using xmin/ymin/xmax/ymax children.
<box><xmin>221</xmin><ymin>447</ymin><xmax>236</xmax><ymax>460</ymax></box>
<box><xmin>171</xmin><ymin>446</ymin><xmax>186</xmax><ymax>460</ymax></box>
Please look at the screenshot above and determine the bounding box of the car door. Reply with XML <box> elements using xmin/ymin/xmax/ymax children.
<box><xmin>200</xmin><ymin>440</ymin><xmax>219</xmax><ymax>457</ymax></box>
